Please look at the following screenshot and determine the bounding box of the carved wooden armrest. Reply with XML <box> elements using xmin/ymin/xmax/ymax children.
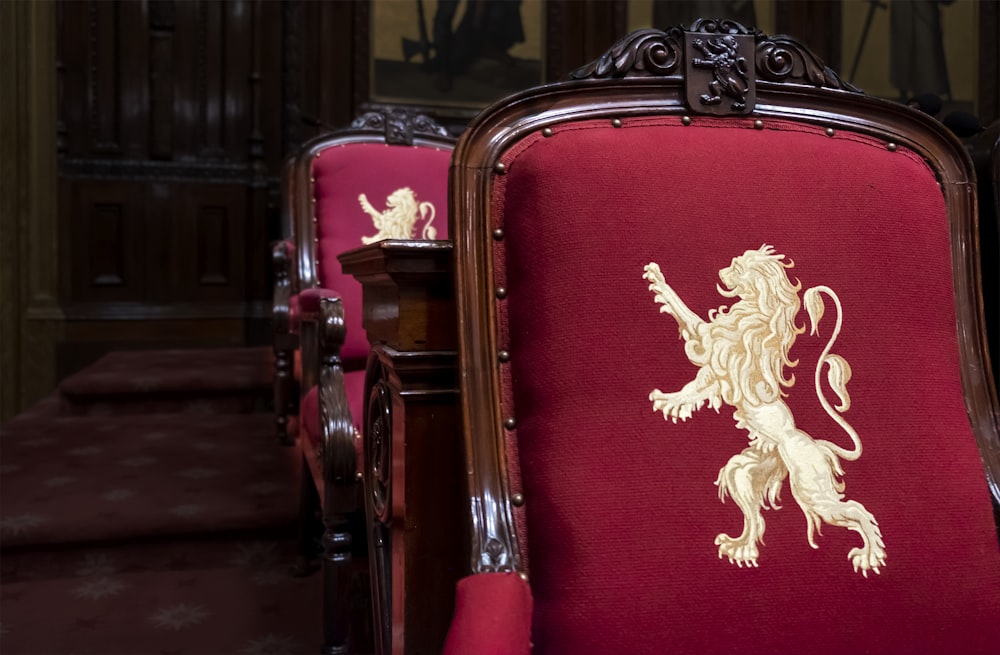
<box><xmin>318</xmin><ymin>296</ymin><xmax>359</xmax><ymax>508</ymax></box>
<box><xmin>272</xmin><ymin>239</ymin><xmax>298</xmax><ymax>445</ymax></box>
<box><xmin>271</xmin><ymin>239</ymin><xmax>296</xmax><ymax>339</ymax></box>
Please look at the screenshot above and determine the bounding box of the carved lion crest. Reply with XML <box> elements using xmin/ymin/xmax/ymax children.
<box><xmin>644</xmin><ymin>245</ymin><xmax>885</xmax><ymax>576</ymax></box>
<box><xmin>358</xmin><ymin>187</ymin><xmax>437</xmax><ymax>245</ymax></box>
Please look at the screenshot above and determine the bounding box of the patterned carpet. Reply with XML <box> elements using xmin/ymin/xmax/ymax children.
<box><xmin>0</xmin><ymin>348</ymin><xmax>335</xmax><ymax>655</ymax></box>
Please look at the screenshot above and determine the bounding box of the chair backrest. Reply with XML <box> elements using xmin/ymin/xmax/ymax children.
<box><xmin>448</xmin><ymin>22</ymin><xmax>1000</xmax><ymax>655</ymax></box>
<box><xmin>294</xmin><ymin>109</ymin><xmax>455</xmax><ymax>363</ymax></box>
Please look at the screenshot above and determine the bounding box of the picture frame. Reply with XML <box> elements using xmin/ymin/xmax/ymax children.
<box><xmin>369</xmin><ymin>0</ymin><xmax>545</xmax><ymax>112</ymax></box>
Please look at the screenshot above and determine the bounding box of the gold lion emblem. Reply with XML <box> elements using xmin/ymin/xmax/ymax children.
<box><xmin>358</xmin><ymin>187</ymin><xmax>437</xmax><ymax>245</ymax></box>
<box><xmin>644</xmin><ymin>245</ymin><xmax>886</xmax><ymax>576</ymax></box>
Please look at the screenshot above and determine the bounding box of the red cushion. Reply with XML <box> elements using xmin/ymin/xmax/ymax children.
<box><xmin>491</xmin><ymin>117</ymin><xmax>1000</xmax><ymax>653</ymax></box>
<box><xmin>443</xmin><ymin>573</ymin><xmax>533</xmax><ymax>655</ymax></box>
<box><xmin>312</xmin><ymin>142</ymin><xmax>451</xmax><ymax>362</ymax></box>
<box><xmin>300</xmin><ymin>370</ymin><xmax>367</xmax><ymax>448</ymax></box>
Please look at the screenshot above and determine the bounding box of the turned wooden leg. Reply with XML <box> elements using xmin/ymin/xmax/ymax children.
<box><xmin>322</xmin><ymin>514</ymin><xmax>353</xmax><ymax>655</ymax></box>
<box><xmin>290</xmin><ymin>454</ymin><xmax>321</xmax><ymax>577</ymax></box>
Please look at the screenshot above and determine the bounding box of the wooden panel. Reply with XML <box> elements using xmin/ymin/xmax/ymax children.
<box><xmin>197</xmin><ymin>205</ymin><xmax>231</xmax><ymax>286</ymax></box>
<box><xmin>68</xmin><ymin>180</ymin><xmax>144</xmax><ymax>303</ymax></box>
<box><xmin>149</xmin><ymin>1</ymin><xmax>175</xmax><ymax>159</ymax></box>
<box><xmin>88</xmin><ymin>202</ymin><xmax>126</xmax><ymax>286</ymax></box>
<box><xmin>90</xmin><ymin>1</ymin><xmax>121</xmax><ymax>152</ymax></box>
<box><xmin>171</xmin><ymin>183</ymin><xmax>247</xmax><ymax>303</ymax></box>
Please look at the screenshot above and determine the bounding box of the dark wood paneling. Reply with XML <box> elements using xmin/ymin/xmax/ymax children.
<box><xmin>68</xmin><ymin>180</ymin><xmax>144</xmax><ymax>303</ymax></box>
<box><xmin>58</xmin><ymin>0</ymin><xmax>274</xmax><ymax>355</ymax></box>
<box><xmin>90</xmin><ymin>1</ymin><xmax>121</xmax><ymax>153</ymax></box>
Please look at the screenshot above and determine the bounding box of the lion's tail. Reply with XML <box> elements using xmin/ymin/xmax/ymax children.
<box><xmin>804</xmin><ymin>285</ymin><xmax>862</xmax><ymax>462</ymax></box>
<box><xmin>419</xmin><ymin>202</ymin><xmax>437</xmax><ymax>240</ymax></box>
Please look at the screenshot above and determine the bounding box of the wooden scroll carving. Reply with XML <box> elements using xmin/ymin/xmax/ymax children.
<box><xmin>569</xmin><ymin>20</ymin><xmax>861</xmax><ymax>113</ymax></box>
<box><xmin>317</xmin><ymin>296</ymin><xmax>358</xmax><ymax>655</ymax></box>
<box><xmin>350</xmin><ymin>108</ymin><xmax>450</xmax><ymax>146</ymax></box>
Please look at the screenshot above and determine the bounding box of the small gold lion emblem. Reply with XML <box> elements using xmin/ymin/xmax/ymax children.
<box><xmin>644</xmin><ymin>245</ymin><xmax>885</xmax><ymax>576</ymax></box>
<box><xmin>358</xmin><ymin>187</ymin><xmax>437</xmax><ymax>244</ymax></box>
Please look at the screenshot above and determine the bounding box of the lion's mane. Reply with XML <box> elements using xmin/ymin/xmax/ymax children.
<box><xmin>383</xmin><ymin>188</ymin><xmax>419</xmax><ymax>237</ymax></box>
<box><xmin>686</xmin><ymin>245</ymin><xmax>804</xmax><ymax>407</ymax></box>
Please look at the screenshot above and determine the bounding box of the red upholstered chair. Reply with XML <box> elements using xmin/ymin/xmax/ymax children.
<box><xmin>279</xmin><ymin>109</ymin><xmax>455</xmax><ymax>653</ymax></box>
<box><xmin>442</xmin><ymin>22</ymin><xmax>1000</xmax><ymax>655</ymax></box>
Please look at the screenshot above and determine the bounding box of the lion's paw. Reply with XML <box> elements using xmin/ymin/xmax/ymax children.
<box><xmin>649</xmin><ymin>389</ymin><xmax>700</xmax><ymax>423</ymax></box>
<box><xmin>715</xmin><ymin>534</ymin><xmax>760</xmax><ymax>568</ymax></box>
<box><xmin>848</xmin><ymin>543</ymin><xmax>886</xmax><ymax>578</ymax></box>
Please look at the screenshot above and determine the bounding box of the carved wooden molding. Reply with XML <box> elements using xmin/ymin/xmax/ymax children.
<box><xmin>350</xmin><ymin>108</ymin><xmax>450</xmax><ymax>146</ymax></box>
<box><xmin>60</xmin><ymin>157</ymin><xmax>271</xmax><ymax>184</ymax></box>
<box><xmin>570</xmin><ymin>20</ymin><xmax>860</xmax><ymax>99</ymax></box>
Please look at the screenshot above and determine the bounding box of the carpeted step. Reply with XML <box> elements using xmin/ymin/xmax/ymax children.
<box><xmin>57</xmin><ymin>347</ymin><xmax>274</xmax><ymax>416</ymax></box>
<box><xmin>0</xmin><ymin>412</ymin><xmax>300</xmax><ymax>549</ymax></box>
<box><xmin>0</xmin><ymin>533</ymin><xmax>339</xmax><ymax>655</ymax></box>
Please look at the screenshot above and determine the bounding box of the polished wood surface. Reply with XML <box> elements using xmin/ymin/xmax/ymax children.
<box><xmin>342</xmin><ymin>241</ymin><xmax>463</xmax><ymax>655</ymax></box>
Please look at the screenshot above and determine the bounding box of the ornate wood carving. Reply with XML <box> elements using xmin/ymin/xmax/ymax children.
<box><xmin>317</xmin><ymin>296</ymin><xmax>359</xmax><ymax>655</ymax></box>
<box><xmin>687</xmin><ymin>33</ymin><xmax>754</xmax><ymax>114</ymax></box>
<box><xmin>349</xmin><ymin>109</ymin><xmax>450</xmax><ymax>146</ymax></box>
<box><xmin>569</xmin><ymin>21</ymin><xmax>860</xmax><ymax>100</ymax></box>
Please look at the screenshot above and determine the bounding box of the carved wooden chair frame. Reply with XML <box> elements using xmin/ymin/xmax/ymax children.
<box><xmin>450</xmin><ymin>19</ymin><xmax>1000</xmax><ymax>588</ymax></box>
<box><xmin>275</xmin><ymin>108</ymin><xmax>455</xmax><ymax>653</ymax></box>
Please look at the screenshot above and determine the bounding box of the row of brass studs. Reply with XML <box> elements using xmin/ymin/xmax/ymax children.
<box><xmin>490</xmin><ymin>185</ymin><xmax>524</xmax><ymax>516</ymax></box>
<box><xmin>312</xmin><ymin>153</ymin><xmax>320</xmax><ymax>284</ymax></box>
<box><xmin>675</xmin><ymin>116</ymin><xmax>900</xmax><ymax>151</ymax></box>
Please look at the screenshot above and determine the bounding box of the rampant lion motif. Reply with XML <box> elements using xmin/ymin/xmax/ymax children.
<box><xmin>691</xmin><ymin>35</ymin><xmax>750</xmax><ymax>110</ymax></box>
<box><xmin>644</xmin><ymin>245</ymin><xmax>885</xmax><ymax>576</ymax></box>
<box><xmin>358</xmin><ymin>187</ymin><xmax>437</xmax><ymax>245</ymax></box>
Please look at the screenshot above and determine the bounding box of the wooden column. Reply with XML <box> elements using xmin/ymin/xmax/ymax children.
<box><xmin>0</xmin><ymin>0</ymin><xmax>62</xmax><ymax>420</ymax></box>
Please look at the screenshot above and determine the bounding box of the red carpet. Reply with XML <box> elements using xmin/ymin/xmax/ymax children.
<box><xmin>0</xmin><ymin>348</ymin><xmax>341</xmax><ymax>655</ymax></box>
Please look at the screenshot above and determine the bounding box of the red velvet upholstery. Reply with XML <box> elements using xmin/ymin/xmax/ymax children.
<box><xmin>311</xmin><ymin>143</ymin><xmax>452</xmax><ymax>362</ymax></box>
<box><xmin>443</xmin><ymin>573</ymin><xmax>533</xmax><ymax>655</ymax></box>
<box><xmin>300</xmin><ymin>370</ymin><xmax>367</xmax><ymax>447</ymax></box>
<box><xmin>471</xmin><ymin>117</ymin><xmax>1000</xmax><ymax>653</ymax></box>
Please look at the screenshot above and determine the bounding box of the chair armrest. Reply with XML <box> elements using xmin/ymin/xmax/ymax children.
<box><xmin>271</xmin><ymin>239</ymin><xmax>297</xmax><ymax>337</ymax></box>
<box><xmin>317</xmin><ymin>296</ymin><xmax>359</xmax><ymax>511</ymax></box>
<box><xmin>443</xmin><ymin>572</ymin><xmax>533</xmax><ymax>655</ymax></box>
<box><xmin>299</xmin><ymin>286</ymin><xmax>343</xmax><ymax>315</ymax></box>
<box><xmin>298</xmin><ymin>287</ymin><xmax>342</xmax><ymax>392</ymax></box>
<box><xmin>300</xmin><ymin>292</ymin><xmax>359</xmax><ymax>514</ymax></box>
